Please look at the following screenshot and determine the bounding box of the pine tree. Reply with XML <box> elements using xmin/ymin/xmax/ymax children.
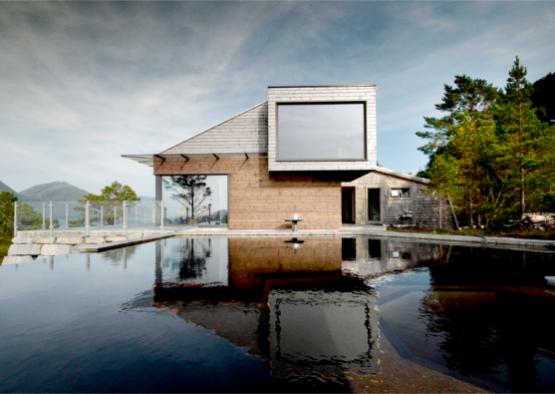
<box><xmin>416</xmin><ymin>75</ymin><xmax>498</xmax><ymax>177</ymax></box>
<box><xmin>495</xmin><ymin>56</ymin><xmax>545</xmax><ymax>217</ymax></box>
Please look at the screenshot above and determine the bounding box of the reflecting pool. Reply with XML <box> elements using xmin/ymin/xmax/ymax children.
<box><xmin>0</xmin><ymin>236</ymin><xmax>554</xmax><ymax>392</ymax></box>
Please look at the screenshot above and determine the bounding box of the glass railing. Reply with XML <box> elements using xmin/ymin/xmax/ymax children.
<box><xmin>13</xmin><ymin>200</ymin><xmax>228</xmax><ymax>234</ymax></box>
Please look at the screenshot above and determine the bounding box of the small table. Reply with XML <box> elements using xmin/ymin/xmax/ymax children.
<box><xmin>285</xmin><ymin>217</ymin><xmax>303</xmax><ymax>232</ymax></box>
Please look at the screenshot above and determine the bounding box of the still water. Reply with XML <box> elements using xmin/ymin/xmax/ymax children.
<box><xmin>0</xmin><ymin>236</ymin><xmax>554</xmax><ymax>392</ymax></box>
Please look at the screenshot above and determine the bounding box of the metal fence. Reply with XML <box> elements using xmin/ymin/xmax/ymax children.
<box><xmin>13</xmin><ymin>200</ymin><xmax>168</xmax><ymax>235</ymax></box>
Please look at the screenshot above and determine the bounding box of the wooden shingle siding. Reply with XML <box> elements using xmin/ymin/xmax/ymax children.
<box><xmin>163</xmin><ymin>102</ymin><xmax>268</xmax><ymax>155</ymax></box>
<box><xmin>267</xmin><ymin>86</ymin><xmax>377</xmax><ymax>172</ymax></box>
<box><xmin>343</xmin><ymin>171</ymin><xmax>454</xmax><ymax>229</ymax></box>
<box><xmin>154</xmin><ymin>155</ymin><xmax>341</xmax><ymax>230</ymax></box>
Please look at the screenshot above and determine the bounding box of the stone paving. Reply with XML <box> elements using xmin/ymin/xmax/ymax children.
<box><xmin>3</xmin><ymin>224</ymin><xmax>554</xmax><ymax>265</ymax></box>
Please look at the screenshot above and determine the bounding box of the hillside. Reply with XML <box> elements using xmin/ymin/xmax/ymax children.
<box><xmin>0</xmin><ymin>180</ymin><xmax>17</xmax><ymax>196</ymax></box>
<box><xmin>19</xmin><ymin>181</ymin><xmax>89</xmax><ymax>201</ymax></box>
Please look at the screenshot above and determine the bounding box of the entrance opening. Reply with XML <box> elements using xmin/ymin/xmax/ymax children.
<box><xmin>368</xmin><ymin>188</ymin><xmax>380</xmax><ymax>222</ymax></box>
<box><xmin>341</xmin><ymin>187</ymin><xmax>356</xmax><ymax>224</ymax></box>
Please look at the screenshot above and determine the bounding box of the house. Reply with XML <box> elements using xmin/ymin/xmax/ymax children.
<box><xmin>124</xmin><ymin>85</ymin><xmax>453</xmax><ymax>229</ymax></box>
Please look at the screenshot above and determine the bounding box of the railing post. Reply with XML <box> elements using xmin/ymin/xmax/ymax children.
<box><xmin>160</xmin><ymin>200</ymin><xmax>165</xmax><ymax>230</ymax></box>
<box><xmin>49</xmin><ymin>201</ymin><xmax>53</xmax><ymax>235</ymax></box>
<box><xmin>65</xmin><ymin>202</ymin><xmax>69</xmax><ymax>229</ymax></box>
<box><xmin>123</xmin><ymin>200</ymin><xmax>127</xmax><ymax>233</ymax></box>
<box><xmin>113</xmin><ymin>205</ymin><xmax>117</xmax><ymax>227</ymax></box>
<box><xmin>134</xmin><ymin>204</ymin><xmax>138</xmax><ymax>226</ymax></box>
<box><xmin>13</xmin><ymin>201</ymin><xmax>18</xmax><ymax>236</ymax></box>
<box><xmin>100</xmin><ymin>205</ymin><xmax>104</xmax><ymax>227</ymax></box>
<box><xmin>151</xmin><ymin>206</ymin><xmax>155</xmax><ymax>225</ymax></box>
<box><xmin>85</xmin><ymin>201</ymin><xmax>90</xmax><ymax>236</ymax></box>
<box><xmin>42</xmin><ymin>202</ymin><xmax>46</xmax><ymax>230</ymax></box>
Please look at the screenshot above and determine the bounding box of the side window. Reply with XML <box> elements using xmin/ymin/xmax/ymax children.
<box><xmin>390</xmin><ymin>188</ymin><xmax>410</xmax><ymax>198</ymax></box>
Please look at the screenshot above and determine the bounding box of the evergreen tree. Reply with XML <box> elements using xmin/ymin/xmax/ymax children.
<box><xmin>417</xmin><ymin>57</ymin><xmax>554</xmax><ymax>230</ymax></box>
<box><xmin>494</xmin><ymin>56</ymin><xmax>545</xmax><ymax>216</ymax></box>
<box><xmin>416</xmin><ymin>75</ymin><xmax>498</xmax><ymax>177</ymax></box>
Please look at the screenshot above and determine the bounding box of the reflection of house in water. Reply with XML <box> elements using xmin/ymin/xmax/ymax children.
<box><xmin>153</xmin><ymin>237</ymin><xmax>378</xmax><ymax>381</ymax></box>
<box><xmin>268</xmin><ymin>288</ymin><xmax>376</xmax><ymax>380</ymax></box>
<box><xmin>155</xmin><ymin>238</ymin><xmax>228</xmax><ymax>287</ymax></box>
<box><xmin>341</xmin><ymin>237</ymin><xmax>447</xmax><ymax>279</ymax></box>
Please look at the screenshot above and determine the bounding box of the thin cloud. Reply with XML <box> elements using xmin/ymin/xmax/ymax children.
<box><xmin>0</xmin><ymin>1</ymin><xmax>554</xmax><ymax>195</ymax></box>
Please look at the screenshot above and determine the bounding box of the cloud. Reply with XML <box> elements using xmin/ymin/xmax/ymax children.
<box><xmin>0</xmin><ymin>1</ymin><xmax>554</xmax><ymax>195</ymax></box>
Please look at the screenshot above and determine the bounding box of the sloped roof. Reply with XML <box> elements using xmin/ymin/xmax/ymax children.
<box><xmin>161</xmin><ymin>102</ymin><xmax>268</xmax><ymax>155</ymax></box>
<box><xmin>371</xmin><ymin>166</ymin><xmax>429</xmax><ymax>184</ymax></box>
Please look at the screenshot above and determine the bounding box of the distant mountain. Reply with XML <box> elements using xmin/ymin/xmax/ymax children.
<box><xmin>19</xmin><ymin>181</ymin><xmax>89</xmax><ymax>202</ymax></box>
<box><xmin>0</xmin><ymin>180</ymin><xmax>17</xmax><ymax>196</ymax></box>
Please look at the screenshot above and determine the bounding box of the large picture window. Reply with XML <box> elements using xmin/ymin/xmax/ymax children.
<box><xmin>277</xmin><ymin>103</ymin><xmax>366</xmax><ymax>161</ymax></box>
<box><xmin>162</xmin><ymin>175</ymin><xmax>228</xmax><ymax>225</ymax></box>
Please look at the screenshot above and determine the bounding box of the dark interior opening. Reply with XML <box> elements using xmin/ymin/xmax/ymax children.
<box><xmin>341</xmin><ymin>187</ymin><xmax>356</xmax><ymax>224</ymax></box>
<box><xmin>368</xmin><ymin>188</ymin><xmax>380</xmax><ymax>222</ymax></box>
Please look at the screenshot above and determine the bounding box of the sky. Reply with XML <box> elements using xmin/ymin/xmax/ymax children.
<box><xmin>1</xmin><ymin>1</ymin><xmax>554</xmax><ymax>197</ymax></box>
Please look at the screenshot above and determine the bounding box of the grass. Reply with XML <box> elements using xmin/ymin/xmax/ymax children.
<box><xmin>388</xmin><ymin>226</ymin><xmax>555</xmax><ymax>240</ymax></box>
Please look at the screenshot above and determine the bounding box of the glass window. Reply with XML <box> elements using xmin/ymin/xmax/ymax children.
<box><xmin>162</xmin><ymin>175</ymin><xmax>228</xmax><ymax>225</ymax></box>
<box><xmin>390</xmin><ymin>188</ymin><xmax>410</xmax><ymax>198</ymax></box>
<box><xmin>277</xmin><ymin>103</ymin><xmax>366</xmax><ymax>161</ymax></box>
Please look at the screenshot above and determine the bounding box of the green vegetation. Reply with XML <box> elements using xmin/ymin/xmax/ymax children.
<box><xmin>1</xmin><ymin>192</ymin><xmax>60</xmax><ymax>262</ymax></box>
<box><xmin>83</xmin><ymin>181</ymin><xmax>139</xmax><ymax>202</ymax></box>
<box><xmin>17</xmin><ymin>203</ymin><xmax>44</xmax><ymax>229</ymax></box>
<box><xmin>79</xmin><ymin>181</ymin><xmax>139</xmax><ymax>225</ymax></box>
<box><xmin>0</xmin><ymin>191</ymin><xmax>17</xmax><ymax>262</ymax></box>
<box><xmin>417</xmin><ymin>57</ymin><xmax>555</xmax><ymax>231</ymax></box>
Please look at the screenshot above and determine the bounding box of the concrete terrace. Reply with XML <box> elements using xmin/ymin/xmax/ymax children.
<box><xmin>4</xmin><ymin>225</ymin><xmax>554</xmax><ymax>265</ymax></box>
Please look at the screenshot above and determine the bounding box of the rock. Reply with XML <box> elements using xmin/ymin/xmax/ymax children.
<box><xmin>127</xmin><ymin>232</ymin><xmax>143</xmax><ymax>239</ymax></box>
<box><xmin>84</xmin><ymin>236</ymin><xmax>105</xmax><ymax>244</ymax></box>
<box><xmin>105</xmin><ymin>236</ymin><xmax>127</xmax><ymax>242</ymax></box>
<box><xmin>11</xmin><ymin>236</ymin><xmax>31</xmax><ymax>244</ymax></box>
<box><xmin>56</xmin><ymin>236</ymin><xmax>84</xmax><ymax>245</ymax></box>
<box><xmin>32</xmin><ymin>237</ymin><xmax>57</xmax><ymax>244</ymax></box>
<box><xmin>8</xmin><ymin>243</ymin><xmax>41</xmax><ymax>256</ymax></box>
<box><xmin>40</xmin><ymin>244</ymin><xmax>72</xmax><ymax>256</ymax></box>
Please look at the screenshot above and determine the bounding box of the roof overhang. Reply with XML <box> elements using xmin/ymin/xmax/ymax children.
<box><xmin>121</xmin><ymin>154</ymin><xmax>154</xmax><ymax>167</ymax></box>
<box><xmin>122</xmin><ymin>152</ymin><xmax>266</xmax><ymax>168</ymax></box>
<box><xmin>369</xmin><ymin>166</ymin><xmax>429</xmax><ymax>184</ymax></box>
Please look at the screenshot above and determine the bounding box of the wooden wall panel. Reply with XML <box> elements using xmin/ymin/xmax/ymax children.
<box><xmin>154</xmin><ymin>155</ymin><xmax>342</xmax><ymax>230</ymax></box>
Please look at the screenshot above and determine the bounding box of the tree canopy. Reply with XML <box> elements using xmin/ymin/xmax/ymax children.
<box><xmin>83</xmin><ymin>181</ymin><xmax>139</xmax><ymax>202</ymax></box>
<box><xmin>417</xmin><ymin>57</ymin><xmax>554</xmax><ymax>230</ymax></box>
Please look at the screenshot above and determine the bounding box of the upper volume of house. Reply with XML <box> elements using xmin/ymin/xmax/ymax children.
<box><xmin>267</xmin><ymin>85</ymin><xmax>376</xmax><ymax>171</ymax></box>
<box><xmin>158</xmin><ymin>85</ymin><xmax>377</xmax><ymax>172</ymax></box>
